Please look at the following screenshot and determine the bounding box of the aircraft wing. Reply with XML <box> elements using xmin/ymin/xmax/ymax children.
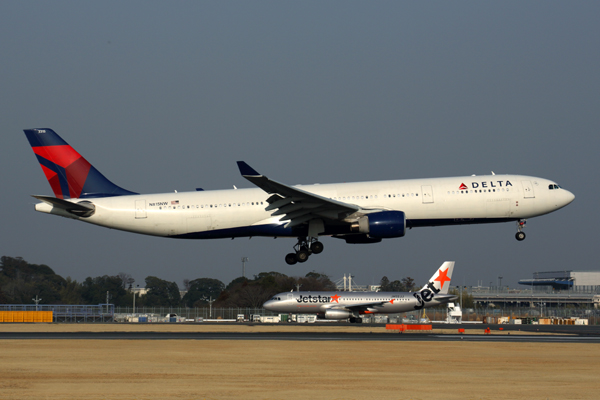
<box><xmin>326</xmin><ymin>300</ymin><xmax>390</xmax><ymax>312</ymax></box>
<box><xmin>237</xmin><ymin>161</ymin><xmax>362</xmax><ymax>228</ymax></box>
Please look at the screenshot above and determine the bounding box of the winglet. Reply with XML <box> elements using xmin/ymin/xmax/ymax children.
<box><xmin>237</xmin><ymin>161</ymin><xmax>261</xmax><ymax>177</ymax></box>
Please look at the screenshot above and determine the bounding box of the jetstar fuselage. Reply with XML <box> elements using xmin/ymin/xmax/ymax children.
<box><xmin>264</xmin><ymin>292</ymin><xmax>434</xmax><ymax>314</ymax></box>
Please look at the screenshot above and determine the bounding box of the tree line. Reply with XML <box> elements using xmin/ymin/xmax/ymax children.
<box><xmin>0</xmin><ymin>256</ymin><xmax>423</xmax><ymax>308</ymax></box>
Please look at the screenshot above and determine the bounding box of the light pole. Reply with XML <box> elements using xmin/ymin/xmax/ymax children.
<box><xmin>132</xmin><ymin>285</ymin><xmax>139</xmax><ymax>314</ymax></box>
<box><xmin>208</xmin><ymin>296</ymin><xmax>215</xmax><ymax>318</ymax></box>
<box><xmin>32</xmin><ymin>295</ymin><xmax>42</xmax><ymax>311</ymax></box>
<box><xmin>498</xmin><ymin>276</ymin><xmax>503</xmax><ymax>292</ymax></box>
<box><xmin>241</xmin><ymin>257</ymin><xmax>249</xmax><ymax>278</ymax></box>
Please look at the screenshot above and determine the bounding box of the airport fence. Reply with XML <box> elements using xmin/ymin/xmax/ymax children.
<box><xmin>114</xmin><ymin>306</ymin><xmax>270</xmax><ymax>320</ymax></box>
<box><xmin>113</xmin><ymin>305</ymin><xmax>600</xmax><ymax>324</ymax></box>
<box><xmin>0</xmin><ymin>304</ymin><xmax>114</xmax><ymax>322</ymax></box>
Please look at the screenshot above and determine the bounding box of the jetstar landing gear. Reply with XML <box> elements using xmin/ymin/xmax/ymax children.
<box><xmin>349</xmin><ymin>317</ymin><xmax>363</xmax><ymax>323</ymax></box>
<box><xmin>515</xmin><ymin>219</ymin><xmax>526</xmax><ymax>241</ymax></box>
<box><xmin>284</xmin><ymin>237</ymin><xmax>324</xmax><ymax>265</ymax></box>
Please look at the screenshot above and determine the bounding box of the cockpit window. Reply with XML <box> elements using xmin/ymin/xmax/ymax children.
<box><xmin>270</xmin><ymin>297</ymin><xmax>281</xmax><ymax>301</ymax></box>
<box><xmin>548</xmin><ymin>184</ymin><xmax>561</xmax><ymax>190</ymax></box>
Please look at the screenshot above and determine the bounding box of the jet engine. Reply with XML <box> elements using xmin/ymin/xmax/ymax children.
<box><xmin>351</xmin><ymin>210</ymin><xmax>406</xmax><ymax>239</ymax></box>
<box><xmin>324</xmin><ymin>309</ymin><xmax>351</xmax><ymax>320</ymax></box>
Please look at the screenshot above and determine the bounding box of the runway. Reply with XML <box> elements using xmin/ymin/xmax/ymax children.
<box><xmin>1</xmin><ymin>323</ymin><xmax>599</xmax><ymax>343</ymax></box>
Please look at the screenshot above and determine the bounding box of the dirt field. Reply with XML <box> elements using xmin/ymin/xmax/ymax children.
<box><xmin>0</xmin><ymin>324</ymin><xmax>598</xmax><ymax>400</ymax></box>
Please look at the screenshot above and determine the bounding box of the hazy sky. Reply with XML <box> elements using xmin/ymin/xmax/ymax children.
<box><xmin>2</xmin><ymin>2</ymin><xmax>598</xmax><ymax>291</ymax></box>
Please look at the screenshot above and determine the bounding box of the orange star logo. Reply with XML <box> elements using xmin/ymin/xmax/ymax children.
<box><xmin>434</xmin><ymin>268</ymin><xmax>451</xmax><ymax>289</ymax></box>
<box><xmin>330</xmin><ymin>294</ymin><xmax>341</xmax><ymax>303</ymax></box>
<box><xmin>389</xmin><ymin>299</ymin><xmax>395</xmax><ymax>304</ymax></box>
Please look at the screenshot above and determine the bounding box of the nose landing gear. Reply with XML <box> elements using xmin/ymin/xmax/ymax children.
<box><xmin>515</xmin><ymin>219</ymin><xmax>526</xmax><ymax>241</ymax></box>
<box><xmin>285</xmin><ymin>237</ymin><xmax>324</xmax><ymax>265</ymax></box>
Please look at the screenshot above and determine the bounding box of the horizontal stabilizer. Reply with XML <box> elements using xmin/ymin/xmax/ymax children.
<box><xmin>32</xmin><ymin>195</ymin><xmax>95</xmax><ymax>217</ymax></box>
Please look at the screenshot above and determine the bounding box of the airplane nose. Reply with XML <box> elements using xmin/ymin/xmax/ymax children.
<box><xmin>564</xmin><ymin>189</ymin><xmax>575</xmax><ymax>205</ymax></box>
<box><xmin>558</xmin><ymin>189</ymin><xmax>575</xmax><ymax>209</ymax></box>
<box><xmin>263</xmin><ymin>301</ymin><xmax>274</xmax><ymax>311</ymax></box>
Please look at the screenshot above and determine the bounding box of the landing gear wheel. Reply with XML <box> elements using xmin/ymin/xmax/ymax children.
<box><xmin>349</xmin><ymin>317</ymin><xmax>356</xmax><ymax>323</ymax></box>
<box><xmin>310</xmin><ymin>241</ymin><xmax>324</xmax><ymax>254</ymax></box>
<box><xmin>287</xmin><ymin>236</ymin><xmax>324</xmax><ymax>265</ymax></box>
<box><xmin>296</xmin><ymin>249</ymin><xmax>310</xmax><ymax>263</ymax></box>
<box><xmin>356</xmin><ymin>317</ymin><xmax>363</xmax><ymax>324</ymax></box>
<box><xmin>285</xmin><ymin>253</ymin><xmax>298</xmax><ymax>265</ymax></box>
<box><xmin>515</xmin><ymin>219</ymin><xmax>527</xmax><ymax>241</ymax></box>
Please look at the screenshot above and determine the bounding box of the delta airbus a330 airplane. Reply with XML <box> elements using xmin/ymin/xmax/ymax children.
<box><xmin>263</xmin><ymin>261</ymin><xmax>456</xmax><ymax>323</ymax></box>
<box><xmin>24</xmin><ymin>129</ymin><xmax>574</xmax><ymax>265</ymax></box>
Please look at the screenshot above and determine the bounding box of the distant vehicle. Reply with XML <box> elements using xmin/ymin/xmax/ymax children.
<box><xmin>263</xmin><ymin>261</ymin><xmax>456</xmax><ymax>323</ymax></box>
<box><xmin>24</xmin><ymin>128</ymin><xmax>574</xmax><ymax>265</ymax></box>
<box><xmin>250</xmin><ymin>314</ymin><xmax>262</xmax><ymax>322</ymax></box>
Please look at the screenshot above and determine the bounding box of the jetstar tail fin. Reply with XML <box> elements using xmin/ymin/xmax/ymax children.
<box><xmin>420</xmin><ymin>261</ymin><xmax>455</xmax><ymax>295</ymax></box>
<box><xmin>24</xmin><ymin>128</ymin><xmax>137</xmax><ymax>199</ymax></box>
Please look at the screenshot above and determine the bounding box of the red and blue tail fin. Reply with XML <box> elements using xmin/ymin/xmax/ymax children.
<box><xmin>24</xmin><ymin>128</ymin><xmax>137</xmax><ymax>199</ymax></box>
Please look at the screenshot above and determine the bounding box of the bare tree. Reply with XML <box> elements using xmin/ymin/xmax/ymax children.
<box><xmin>117</xmin><ymin>272</ymin><xmax>133</xmax><ymax>289</ymax></box>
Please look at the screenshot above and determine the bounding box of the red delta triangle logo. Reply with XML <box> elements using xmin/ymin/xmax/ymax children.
<box><xmin>459</xmin><ymin>183</ymin><xmax>468</xmax><ymax>190</ymax></box>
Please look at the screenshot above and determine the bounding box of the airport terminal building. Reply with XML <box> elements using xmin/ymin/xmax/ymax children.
<box><xmin>519</xmin><ymin>270</ymin><xmax>600</xmax><ymax>292</ymax></box>
<box><xmin>471</xmin><ymin>270</ymin><xmax>600</xmax><ymax>308</ymax></box>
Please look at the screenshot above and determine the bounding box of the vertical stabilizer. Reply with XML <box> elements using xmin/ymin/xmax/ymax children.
<box><xmin>24</xmin><ymin>128</ymin><xmax>137</xmax><ymax>199</ymax></box>
<box><xmin>420</xmin><ymin>261</ymin><xmax>455</xmax><ymax>295</ymax></box>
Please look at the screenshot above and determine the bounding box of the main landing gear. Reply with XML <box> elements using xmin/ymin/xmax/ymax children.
<box><xmin>349</xmin><ymin>317</ymin><xmax>363</xmax><ymax>323</ymax></box>
<box><xmin>285</xmin><ymin>237</ymin><xmax>324</xmax><ymax>265</ymax></box>
<box><xmin>515</xmin><ymin>219</ymin><xmax>527</xmax><ymax>241</ymax></box>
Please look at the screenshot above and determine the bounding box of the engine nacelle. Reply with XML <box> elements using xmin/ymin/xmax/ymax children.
<box><xmin>324</xmin><ymin>309</ymin><xmax>351</xmax><ymax>320</ymax></box>
<box><xmin>351</xmin><ymin>211</ymin><xmax>406</xmax><ymax>239</ymax></box>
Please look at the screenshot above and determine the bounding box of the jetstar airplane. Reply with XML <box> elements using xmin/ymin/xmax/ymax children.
<box><xmin>263</xmin><ymin>261</ymin><xmax>456</xmax><ymax>323</ymax></box>
<box><xmin>24</xmin><ymin>129</ymin><xmax>574</xmax><ymax>265</ymax></box>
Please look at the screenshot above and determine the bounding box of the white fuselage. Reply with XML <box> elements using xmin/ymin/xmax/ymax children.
<box><xmin>35</xmin><ymin>174</ymin><xmax>575</xmax><ymax>239</ymax></box>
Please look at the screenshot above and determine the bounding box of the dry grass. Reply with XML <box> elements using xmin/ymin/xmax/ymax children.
<box><xmin>0</xmin><ymin>322</ymin><xmax>551</xmax><ymax>334</ymax></box>
<box><xmin>0</xmin><ymin>324</ymin><xmax>597</xmax><ymax>399</ymax></box>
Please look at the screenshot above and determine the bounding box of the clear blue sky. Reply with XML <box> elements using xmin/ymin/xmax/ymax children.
<box><xmin>2</xmin><ymin>1</ymin><xmax>598</xmax><ymax>290</ymax></box>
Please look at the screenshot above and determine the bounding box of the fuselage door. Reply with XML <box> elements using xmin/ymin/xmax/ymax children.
<box><xmin>421</xmin><ymin>185</ymin><xmax>434</xmax><ymax>204</ymax></box>
<box><xmin>522</xmin><ymin>181</ymin><xmax>535</xmax><ymax>198</ymax></box>
<box><xmin>135</xmin><ymin>200</ymin><xmax>147</xmax><ymax>219</ymax></box>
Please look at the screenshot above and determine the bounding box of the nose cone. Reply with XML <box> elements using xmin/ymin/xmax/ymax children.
<box><xmin>562</xmin><ymin>189</ymin><xmax>575</xmax><ymax>208</ymax></box>
<box><xmin>263</xmin><ymin>300</ymin><xmax>275</xmax><ymax>311</ymax></box>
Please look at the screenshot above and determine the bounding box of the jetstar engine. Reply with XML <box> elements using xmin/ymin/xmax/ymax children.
<box><xmin>350</xmin><ymin>210</ymin><xmax>406</xmax><ymax>239</ymax></box>
<box><xmin>324</xmin><ymin>309</ymin><xmax>351</xmax><ymax>320</ymax></box>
